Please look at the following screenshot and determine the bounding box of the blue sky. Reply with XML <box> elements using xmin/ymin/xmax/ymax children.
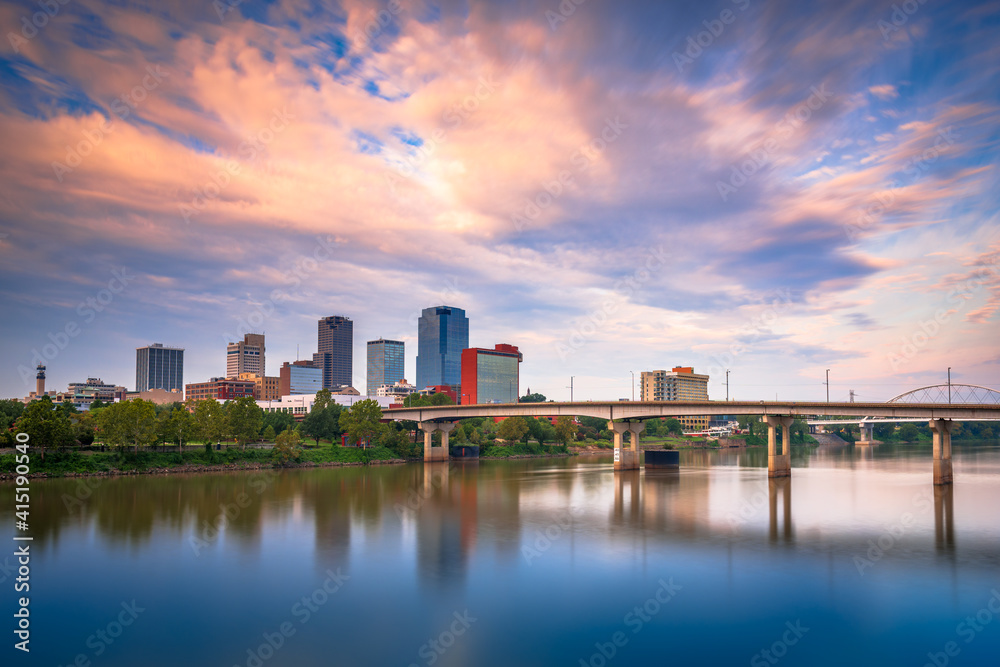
<box><xmin>0</xmin><ymin>0</ymin><xmax>998</xmax><ymax>401</ymax></box>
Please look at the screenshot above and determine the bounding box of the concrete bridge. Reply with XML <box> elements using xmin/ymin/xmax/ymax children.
<box><xmin>383</xmin><ymin>397</ymin><xmax>1000</xmax><ymax>485</ymax></box>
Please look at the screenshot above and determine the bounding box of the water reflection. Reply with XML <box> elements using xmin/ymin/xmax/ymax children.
<box><xmin>768</xmin><ymin>478</ymin><xmax>793</xmax><ymax>543</ymax></box>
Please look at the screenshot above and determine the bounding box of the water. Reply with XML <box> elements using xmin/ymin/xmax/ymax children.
<box><xmin>3</xmin><ymin>442</ymin><xmax>999</xmax><ymax>666</ymax></box>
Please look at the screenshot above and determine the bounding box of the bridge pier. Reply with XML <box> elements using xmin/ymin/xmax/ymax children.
<box><xmin>609</xmin><ymin>421</ymin><xmax>645</xmax><ymax>471</ymax></box>
<box><xmin>764</xmin><ymin>416</ymin><xmax>793</xmax><ymax>478</ymax></box>
<box><xmin>929</xmin><ymin>418</ymin><xmax>953</xmax><ymax>485</ymax></box>
<box><xmin>420</xmin><ymin>422</ymin><xmax>454</xmax><ymax>462</ymax></box>
<box><xmin>857</xmin><ymin>422</ymin><xmax>875</xmax><ymax>445</ymax></box>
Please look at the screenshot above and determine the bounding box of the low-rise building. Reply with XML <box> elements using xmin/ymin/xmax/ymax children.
<box><xmin>376</xmin><ymin>380</ymin><xmax>418</xmax><ymax>399</ymax></box>
<box><xmin>185</xmin><ymin>377</ymin><xmax>255</xmax><ymax>403</ymax></box>
<box><xmin>256</xmin><ymin>393</ymin><xmax>396</xmax><ymax>419</ymax></box>
<box><xmin>239</xmin><ymin>372</ymin><xmax>280</xmax><ymax>401</ymax></box>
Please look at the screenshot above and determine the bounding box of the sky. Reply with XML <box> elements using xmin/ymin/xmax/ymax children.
<box><xmin>0</xmin><ymin>0</ymin><xmax>998</xmax><ymax>403</ymax></box>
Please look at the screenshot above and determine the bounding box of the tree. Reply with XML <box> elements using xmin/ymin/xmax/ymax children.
<box><xmin>263</xmin><ymin>410</ymin><xmax>295</xmax><ymax>437</ymax></box>
<box><xmin>273</xmin><ymin>428</ymin><xmax>302</xmax><ymax>466</ymax></box>
<box><xmin>554</xmin><ymin>416</ymin><xmax>576</xmax><ymax>446</ymax></box>
<box><xmin>71</xmin><ymin>412</ymin><xmax>96</xmax><ymax>446</ymax></box>
<box><xmin>520</xmin><ymin>392</ymin><xmax>547</xmax><ymax>403</ymax></box>
<box><xmin>168</xmin><ymin>408</ymin><xmax>194</xmax><ymax>450</ymax></box>
<box><xmin>497</xmin><ymin>416</ymin><xmax>529</xmax><ymax>444</ymax></box>
<box><xmin>302</xmin><ymin>403</ymin><xmax>343</xmax><ymax>445</ymax></box>
<box><xmin>193</xmin><ymin>399</ymin><xmax>226</xmax><ymax>446</ymax></box>
<box><xmin>429</xmin><ymin>392</ymin><xmax>455</xmax><ymax>406</ymax></box>
<box><xmin>791</xmin><ymin>419</ymin><xmax>809</xmax><ymax>443</ymax></box>
<box><xmin>874</xmin><ymin>423</ymin><xmax>896</xmax><ymax>441</ymax></box>
<box><xmin>338</xmin><ymin>399</ymin><xmax>385</xmax><ymax>447</ymax></box>
<box><xmin>451</xmin><ymin>423</ymin><xmax>467</xmax><ymax>443</ymax></box>
<box><xmin>314</xmin><ymin>388</ymin><xmax>333</xmax><ymax>410</ymax></box>
<box><xmin>665</xmin><ymin>418</ymin><xmax>683</xmax><ymax>436</ymax></box>
<box><xmin>262</xmin><ymin>425</ymin><xmax>277</xmax><ymax>442</ymax></box>
<box><xmin>16</xmin><ymin>397</ymin><xmax>73</xmax><ymax>459</ymax></box>
<box><xmin>89</xmin><ymin>399</ymin><xmax>106</xmax><ymax>411</ymax></box>
<box><xmin>97</xmin><ymin>399</ymin><xmax>158</xmax><ymax>453</ymax></box>
<box><xmin>526</xmin><ymin>418</ymin><xmax>546</xmax><ymax>445</ymax></box>
<box><xmin>898</xmin><ymin>423</ymin><xmax>920</xmax><ymax>442</ymax></box>
<box><xmin>227</xmin><ymin>396</ymin><xmax>264</xmax><ymax>451</ymax></box>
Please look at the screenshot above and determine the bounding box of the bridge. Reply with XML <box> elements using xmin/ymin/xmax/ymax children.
<box><xmin>383</xmin><ymin>385</ymin><xmax>1000</xmax><ymax>486</ymax></box>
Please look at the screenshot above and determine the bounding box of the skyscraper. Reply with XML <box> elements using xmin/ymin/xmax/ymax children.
<box><xmin>416</xmin><ymin>306</ymin><xmax>469</xmax><ymax>390</ymax></box>
<box><xmin>315</xmin><ymin>315</ymin><xmax>353</xmax><ymax>390</ymax></box>
<box><xmin>366</xmin><ymin>338</ymin><xmax>405</xmax><ymax>396</ymax></box>
<box><xmin>226</xmin><ymin>333</ymin><xmax>265</xmax><ymax>378</ymax></box>
<box><xmin>460</xmin><ymin>344</ymin><xmax>521</xmax><ymax>404</ymax></box>
<box><xmin>136</xmin><ymin>343</ymin><xmax>184</xmax><ymax>394</ymax></box>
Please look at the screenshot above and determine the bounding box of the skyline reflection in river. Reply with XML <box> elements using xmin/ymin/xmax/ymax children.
<box><xmin>2</xmin><ymin>441</ymin><xmax>998</xmax><ymax>666</ymax></box>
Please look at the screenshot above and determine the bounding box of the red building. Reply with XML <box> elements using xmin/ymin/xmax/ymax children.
<box><xmin>460</xmin><ymin>344</ymin><xmax>522</xmax><ymax>404</ymax></box>
<box><xmin>184</xmin><ymin>377</ymin><xmax>255</xmax><ymax>403</ymax></box>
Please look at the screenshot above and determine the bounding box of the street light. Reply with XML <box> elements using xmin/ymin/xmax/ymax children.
<box><xmin>567</xmin><ymin>376</ymin><xmax>574</xmax><ymax>402</ymax></box>
<box><xmin>825</xmin><ymin>369</ymin><xmax>830</xmax><ymax>402</ymax></box>
<box><xmin>947</xmin><ymin>367</ymin><xmax>951</xmax><ymax>403</ymax></box>
<box><xmin>725</xmin><ymin>369</ymin><xmax>730</xmax><ymax>401</ymax></box>
<box><xmin>630</xmin><ymin>371</ymin><xmax>635</xmax><ymax>401</ymax></box>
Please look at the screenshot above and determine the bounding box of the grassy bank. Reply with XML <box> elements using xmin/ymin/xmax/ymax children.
<box><xmin>0</xmin><ymin>446</ymin><xmax>402</xmax><ymax>478</ymax></box>
<box><xmin>479</xmin><ymin>443</ymin><xmax>571</xmax><ymax>458</ymax></box>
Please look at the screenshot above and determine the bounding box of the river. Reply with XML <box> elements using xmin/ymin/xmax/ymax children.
<box><xmin>3</xmin><ymin>441</ymin><xmax>999</xmax><ymax>666</ymax></box>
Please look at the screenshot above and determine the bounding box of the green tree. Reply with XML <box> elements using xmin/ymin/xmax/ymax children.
<box><xmin>193</xmin><ymin>399</ymin><xmax>226</xmax><ymax>446</ymax></box>
<box><xmin>314</xmin><ymin>388</ymin><xmax>333</xmax><ymax>410</ymax></box>
<box><xmin>338</xmin><ymin>399</ymin><xmax>385</xmax><ymax>447</ymax></box>
<box><xmin>263</xmin><ymin>410</ymin><xmax>295</xmax><ymax>437</ymax></box>
<box><xmin>429</xmin><ymin>392</ymin><xmax>455</xmax><ymax>406</ymax></box>
<box><xmin>898</xmin><ymin>423</ymin><xmax>920</xmax><ymax>442</ymax></box>
<box><xmin>71</xmin><ymin>411</ymin><xmax>96</xmax><ymax>446</ymax></box>
<box><xmin>451</xmin><ymin>423</ymin><xmax>467</xmax><ymax>443</ymax></box>
<box><xmin>497</xmin><ymin>416</ymin><xmax>529</xmax><ymax>443</ymax></box>
<box><xmin>874</xmin><ymin>423</ymin><xmax>896</xmax><ymax>441</ymax></box>
<box><xmin>89</xmin><ymin>399</ymin><xmax>106</xmax><ymax>411</ymax></box>
<box><xmin>526</xmin><ymin>418</ymin><xmax>546</xmax><ymax>445</ymax></box>
<box><xmin>16</xmin><ymin>397</ymin><xmax>73</xmax><ymax>459</ymax></box>
<box><xmin>302</xmin><ymin>403</ymin><xmax>343</xmax><ymax>445</ymax></box>
<box><xmin>97</xmin><ymin>399</ymin><xmax>158</xmax><ymax>453</ymax></box>
<box><xmin>273</xmin><ymin>428</ymin><xmax>302</xmax><ymax>466</ymax></box>
<box><xmin>554</xmin><ymin>416</ymin><xmax>576</xmax><ymax>446</ymax></box>
<box><xmin>665</xmin><ymin>418</ymin><xmax>683</xmax><ymax>436</ymax></box>
<box><xmin>262</xmin><ymin>425</ymin><xmax>277</xmax><ymax>442</ymax></box>
<box><xmin>791</xmin><ymin>419</ymin><xmax>809</xmax><ymax>443</ymax></box>
<box><xmin>167</xmin><ymin>408</ymin><xmax>194</xmax><ymax>450</ymax></box>
<box><xmin>519</xmin><ymin>392</ymin><xmax>547</xmax><ymax>403</ymax></box>
<box><xmin>227</xmin><ymin>396</ymin><xmax>264</xmax><ymax>451</ymax></box>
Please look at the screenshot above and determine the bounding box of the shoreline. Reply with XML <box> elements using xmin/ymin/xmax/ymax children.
<box><xmin>0</xmin><ymin>451</ymin><xmax>577</xmax><ymax>481</ymax></box>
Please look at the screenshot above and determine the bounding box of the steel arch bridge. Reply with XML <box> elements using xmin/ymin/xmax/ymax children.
<box><xmin>887</xmin><ymin>384</ymin><xmax>1000</xmax><ymax>405</ymax></box>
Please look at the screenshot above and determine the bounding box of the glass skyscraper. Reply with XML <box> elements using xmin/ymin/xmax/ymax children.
<box><xmin>136</xmin><ymin>343</ymin><xmax>184</xmax><ymax>393</ymax></box>
<box><xmin>416</xmin><ymin>306</ymin><xmax>469</xmax><ymax>390</ymax></box>
<box><xmin>315</xmin><ymin>315</ymin><xmax>353</xmax><ymax>390</ymax></box>
<box><xmin>366</xmin><ymin>338</ymin><xmax>405</xmax><ymax>396</ymax></box>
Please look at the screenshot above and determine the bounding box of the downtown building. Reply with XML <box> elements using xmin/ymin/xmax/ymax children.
<box><xmin>416</xmin><ymin>305</ymin><xmax>468</xmax><ymax>391</ymax></box>
<box><xmin>279</xmin><ymin>360</ymin><xmax>324</xmax><ymax>396</ymax></box>
<box><xmin>226</xmin><ymin>333</ymin><xmax>265</xmax><ymax>378</ymax></box>
<box><xmin>239</xmin><ymin>372</ymin><xmax>280</xmax><ymax>401</ymax></box>
<box><xmin>185</xmin><ymin>377</ymin><xmax>255</xmax><ymax>403</ymax></box>
<box><xmin>314</xmin><ymin>315</ymin><xmax>353</xmax><ymax>391</ymax></box>
<box><xmin>136</xmin><ymin>343</ymin><xmax>184</xmax><ymax>395</ymax></box>
<box><xmin>460</xmin><ymin>344</ymin><xmax>522</xmax><ymax>405</ymax></box>
<box><xmin>366</xmin><ymin>338</ymin><xmax>404</xmax><ymax>396</ymax></box>
<box><xmin>640</xmin><ymin>366</ymin><xmax>710</xmax><ymax>431</ymax></box>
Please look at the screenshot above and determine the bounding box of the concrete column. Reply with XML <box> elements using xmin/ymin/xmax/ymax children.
<box><xmin>929</xmin><ymin>419</ymin><xmax>953</xmax><ymax>485</ymax></box>
<box><xmin>858</xmin><ymin>422</ymin><xmax>875</xmax><ymax>445</ymax></box>
<box><xmin>419</xmin><ymin>422</ymin><xmax>449</xmax><ymax>462</ymax></box>
<box><xmin>627</xmin><ymin>422</ymin><xmax>646</xmax><ymax>452</ymax></box>
<box><xmin>608</xmin><ymin>421</ymin><xmax>639</xmax><ymax>471</ymax></box>
<box><xmin>438</xmin><ymin>422</ymin><xmax>456</xmax><ymax>453</ymax></box>
<box><xmin>764</xmin><ymin>416</ymin><xmax>793</xmax><ymax>478</ymax></box>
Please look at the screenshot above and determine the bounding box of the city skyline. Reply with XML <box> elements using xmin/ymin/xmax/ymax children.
<box><xmin>1</xmin><ymin>0</ymin><xmax>998</xmax><ymax>403</ymax></box>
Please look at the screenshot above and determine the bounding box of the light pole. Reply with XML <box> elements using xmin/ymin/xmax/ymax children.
<box><xmin>567</xmin><ymin>376</ymin><xmax>574</xmax><ymax>402</ymax></box>
<box><xmin>947</xmin><ymin>367</ymin><xmax>951</xmax><ymax>403</ymax></box>
<box><xmin>725</xmin><ymin>369</ymin><xmax>730</xmax><ymax>401</ymax></box>
<box><xmin>825</xmin><ymin>369</ymin><xmax>830</xmax><ymax>403</ymax></box>
<box><xmin>630</xmin><ymin>371</ymin><xmax>635</xmax><ymax>401</ymax></box>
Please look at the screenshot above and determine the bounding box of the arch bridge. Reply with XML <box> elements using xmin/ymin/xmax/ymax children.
<box><xmin>383</xmin><ymin>395</ymin><xmax>1000</xmax><ymax>486</ymax></box>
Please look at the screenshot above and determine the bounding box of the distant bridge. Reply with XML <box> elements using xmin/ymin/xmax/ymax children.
<box><xmin>383</xmin><ymin>393</ymin><xmax>1000</xmax><ymax>485</ymax></box>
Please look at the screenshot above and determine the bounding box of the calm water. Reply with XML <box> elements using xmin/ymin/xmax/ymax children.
<box><xmin>3</xmin><ymin>442</ymin><xmax>1000</xmax><ymax>666</ymax></box>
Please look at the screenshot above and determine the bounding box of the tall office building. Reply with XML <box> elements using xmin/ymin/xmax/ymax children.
<box><xmin>315</xmin><ymin>315</ymin><xmax>353</xmax><ymax>390</ymax></box>
<box><xmin>640</xmin><ymin>366</ymin><xmax>710</xmax><ymax>431</ymax></box>
<box><xmin>279</xmin><ymin>361</ymin><xmax>324</xmax><ymax>396</ymax></box>
<box><xmin>366</xmin><ymin>338</ymin><xmax>405</xmax><ymax>396</ymax></box>
<box><xmin>226</xmin><ymin>333</ymin><xmax>265</xmax><ymax>378</ymax></box>
<box><xmin>416</xmin><ymin>306</ymin><xmax>469</xmax><ymax>390</ymax></box>
<box><xmin>136</xmin><ymin>343</ymin><xmax>184</xmax><ymax>394</ymax></box>
<box><xmin>460</xmin><ymin>344</ymin><xmax>522</xmax><ymax>404</ymax></box>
